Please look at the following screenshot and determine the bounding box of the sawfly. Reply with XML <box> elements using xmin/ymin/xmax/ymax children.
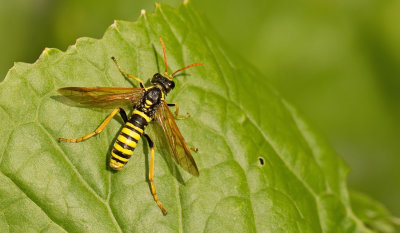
<box><xmin>58</xmin><ymin>38</ymin><xmax>203</xmax><ymax>215</ymax></box>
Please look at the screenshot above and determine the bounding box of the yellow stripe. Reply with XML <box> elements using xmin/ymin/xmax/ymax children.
<box><xmin>122</xmin><ymin>127</ymin><xmax>141</xmax><ymax>141</ymax></box>
<box><xmin>133</xmin><ymin>109</ymin><xmax>152</xmax><ymax>122</ymax></box>
<box><xmin>145</xmin><ymin>100</ymin><xmax>153</xmax><ymax>105</ymax></box>
<box><xmin>117</xmin><ymin>135</ymin><xmax>137</xmax><ymax>148</ymax></box>
<box><xmin>126</xmin><ymin>122</ymin><xmax>143</xmax><ymax>133</ymax></box>
<box><xmin>110</xmin><ymin>159</ymin><xmax>124</xmax><ymax>168</ymax></box>
<box><xmin>111</xmin><ymin>151</ymin><xmax>130</xmax><ymax>162</ymax></box>
<box><xmin>113</xmin><ymin>143</ymin><xmax>133</xmax><ymax>156</ymax></box>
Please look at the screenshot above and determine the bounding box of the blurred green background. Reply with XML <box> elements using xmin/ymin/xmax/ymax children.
<box><xmin>1</xmin><ymin>0</ymin><xmax>399</xmax><ymax>216</ymax></box>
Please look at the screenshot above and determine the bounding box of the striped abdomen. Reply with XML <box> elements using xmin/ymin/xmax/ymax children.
<box><xmin>109</xmin><ymin>109</ymin><xmax>152</xmax><ymax>170</ymax></box>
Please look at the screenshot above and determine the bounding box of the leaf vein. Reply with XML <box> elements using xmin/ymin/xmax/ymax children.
<box><xmin>36</xmin><ymin>122</ymin><xmax>124</xmax><ymax>232</ymax></box>
<box><xmin>36</xmin><ymin>122</ymin><xmax>106</xmax><ymax>201</ymax></box>
<box><xmin>185</xmin><ymin>86</ymin><xmax>324</xmax><ymax>232</ymax></box>
<box><xmin>0</xmin><ymin>171</ymin><xmax>68</xmax><ymax>233</ymax></box>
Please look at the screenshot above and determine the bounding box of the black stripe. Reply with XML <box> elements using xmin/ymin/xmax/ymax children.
<box><xmin>129</xmin><ymin>114</ymin><xmax>148</xmax><ymax>128</ymax></box>
<box><xmin>120</xmin><ymin>132</ymin><xmax>138</xmax><ymax>143</ymax></box>
<box><xmin>116</xmin><ymin>139</ymin><xmax>135</xmax><ymax>151</ymax></box>
<box><xmin>125</xmin><ymin>124</ymin><xmax>141</xmax><ymax>135</ymax></box>
<box><xmin>112</xmin><ymin>148</ymin><xmax>131</xmax><ymax>159</ymax></box>
<box><xmin>110</xmin><ymin>156</ymin><xmax>127</xmax><ymax>164</ymax></box>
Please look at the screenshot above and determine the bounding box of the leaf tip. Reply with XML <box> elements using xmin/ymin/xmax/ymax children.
<box><xmin>41</xmin><ymin>47</ymin><xmax>59</xmax><ymax>58</ymax></box>
<box><xmin>34</xmin><ymin>47</ymin><xmax>52</xmax><ymax>65</ymax></box>
<box><xmin>10</xmin><ymin>62</ymin><xmax>17</xmax><ymax>72</ymax></box>
<box><xmin>111</xmin><ymin>20</ymin><xmax>118</xmax><ymax>28</ymax></box>
<box><xmin>69</xmin><ymin>44</ymin><xmax>77</xmax><ymax>51</ymax></box>
<box><xmin>35</xmin><ymin>47</ymin><xmax>49</xmax><ymax>62</ymax></box>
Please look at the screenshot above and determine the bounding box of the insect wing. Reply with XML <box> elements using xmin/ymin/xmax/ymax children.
<box><xmin>154</xmin><ymin>102</ymin><xmax>199</xmax><ymax>176</ymax></box>
<box><xmin>58</xmin><ymin>87</ymin><xmax>144</xmax><ymax>108</ymax></box>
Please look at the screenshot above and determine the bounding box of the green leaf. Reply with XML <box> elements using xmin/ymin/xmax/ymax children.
<box><xmin>0</xmin><ymin>2</ymin><xmax>372</xmax><ymax>232</ymax></box>
<box><xmin>350</xmin><ymin>191</ymin><xmax>400</xmax><ymax>233</ymax></box>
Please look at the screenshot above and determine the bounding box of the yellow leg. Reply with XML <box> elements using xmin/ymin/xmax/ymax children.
<box><xmin>167</xmin><ymin>103</ymin><xmax>190</xmax><ymax>120</ymax></box>
<box><xmin>59</xmin><ymin>108</ymin><xmax>121</xmax><ymax>143</ymax></box>
<box><xmin>144</xmin><ymin>134</ymin><xmax>167</xmax><ymax>215</ymax></box>
<box><xmin>111</xmin><ymin>56</ymin><xmax>145</xmax><ymax>88</ymax></box>
<box><xmin>168</xmin><ymin>103</ymin><xmax>196</xmax><ymax>151</ymax></box>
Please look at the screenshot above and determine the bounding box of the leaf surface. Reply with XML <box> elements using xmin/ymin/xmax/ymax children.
<box><xmin>0</xmin><ymin>2</ymin><xmax>371</xmax><ymax>232</ymax></box>
<box><xmin>350</xmin><ymin>191</ymin><xmax>400</xmax><ymax>233</ymax></box>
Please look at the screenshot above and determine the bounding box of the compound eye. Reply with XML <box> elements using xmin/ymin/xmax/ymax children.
<box><xmin>169</xmin><ymin>81</ymin><xmax>175</xmax><ymax>89</ymax></box>
<box><xmin>151</xmin><ymin>73</ymin><xmax>161</xmax><ymax>83</ymax></box>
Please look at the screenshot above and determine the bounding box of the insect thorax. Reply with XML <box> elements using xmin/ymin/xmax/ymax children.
<box><xmin>136</xmin><ymin>87</ymin><xmax>163</xmax><ymax>118</ymax></box>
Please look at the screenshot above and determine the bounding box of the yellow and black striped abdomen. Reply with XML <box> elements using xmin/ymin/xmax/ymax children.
<box><xmin>110</xmin><ymin>120</ymin><xmax>144</xmax><ymax>170</ymax></box>
<box><xmin>109</xmin><ymin>109</ymin><xmax>152</xmax><ymax>170</ymax></box>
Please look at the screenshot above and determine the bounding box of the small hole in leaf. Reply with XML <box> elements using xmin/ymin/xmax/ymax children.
<box><xmin>258</xmin><ymin>157</ymin><xmax>265</xmax><ymax>167</ymax></box>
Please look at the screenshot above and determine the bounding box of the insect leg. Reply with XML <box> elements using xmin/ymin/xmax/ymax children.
<box><xmin>111</xmin><ymin>56</ymin><xmax>145</xmax><ymax>88</ymax></box>
<box><xmin>167</xmin><ymin>103</ymin><xmax>197</xmax><ymax>151</ymax></box>
<box><xmin>167</xmin><ymin>103</ymin><xmax>190</xmax><ymax>120</ymax></box>
<box><xmin>190</xmin><ymin>147</ymin><xmax>198</xmax><ymax>152</ymax></box>
<box><xmin>59</xmin><ymin>108</ymin><xmax>121</xmax><ymax>143</ymax></box>
<box><xmin>143</xmin><ymin>134</ymin><xmax>167</xmax><ymax>215</ymax></box>
<box><xmin>119</xmin><ymin>108</ymin><xmax>128</xmax><ymax>123</ymax></box>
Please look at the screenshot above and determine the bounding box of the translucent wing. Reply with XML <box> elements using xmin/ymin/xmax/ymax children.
<box><xmin>154</xmin><ymin>101</ymin><xmax>199</xmax><ymax>176</ymax></box>
<box><xmin>58</xmin><ymin>87</ymin><xmax>144</xmax><ymax>108</ymax></box>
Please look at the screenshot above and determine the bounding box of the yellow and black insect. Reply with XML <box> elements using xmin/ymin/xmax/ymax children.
<box><xmin>58</xmin><ymin>38</ymin><xmax>203</xmax><ymax>215</ymax></box>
